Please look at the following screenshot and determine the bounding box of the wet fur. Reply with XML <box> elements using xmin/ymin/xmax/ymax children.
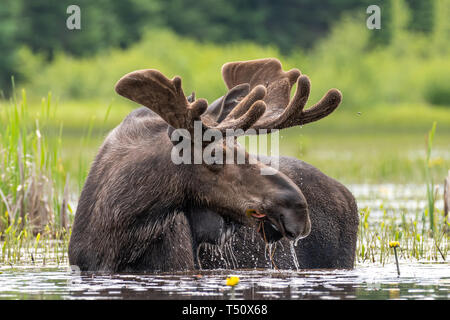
<box><xmin>197</xmin><ymin>157</ymin><xmax>359</xmax><ymax>269</ymax></box>
<box><xmin>69</xmin><ymin>108</ymin><xmax>197</xmax><ymax>272</ymax></box>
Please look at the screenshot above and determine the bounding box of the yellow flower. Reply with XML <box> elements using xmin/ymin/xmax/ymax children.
<box><xmin>389</xmin><ymin>288</ymin><xmax>400</xmax><ymax>298</ymax></box>
<box><xmin>389</xmin><ymin>241</ymin><xmax>400</xmax><ymax>248</ymax></box>
<box><xmin>226</xmin><ymin>276</ymin><xmax>240</xmax><ymax>287</ymax></box>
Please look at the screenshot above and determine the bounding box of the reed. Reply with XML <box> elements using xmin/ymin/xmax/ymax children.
<box><xmin>0</xmin><ymin>87</ymin><xmax>73</xmax><ymax>265</ymax></box>
<box><xmin>425</xmin><ymin>122</ymin><xmax>437</xmax><ymax>235</ymax></box>
<box><xmin>356</xmin><ymin>204</ymin><xmax>448</xmax><ymax>265</ymax></box>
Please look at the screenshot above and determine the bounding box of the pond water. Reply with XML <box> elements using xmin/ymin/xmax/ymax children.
<box><xmin>0</xmin><ymin>263</ymin><xmax>448</xmax><ymax>300</ymax></box>
<box><xmin>349</xmin><ymin>183</ymin><xmax>445</xmax><ymax>221</ymax></box>
<box><xmin>0</xmin><ymin>184</ymin><xmax>448</xmax><ymax>300</ymax></box>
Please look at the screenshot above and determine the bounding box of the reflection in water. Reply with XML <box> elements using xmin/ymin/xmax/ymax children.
<box><xmin>348</xmin><ymin>183</ymin><xmax>444</xmax><ymax>222</ymax></box>
<box><xmin>0</xmin><ymin>263</ymin><xmax>448</xmax><ymax>300</ymax></box>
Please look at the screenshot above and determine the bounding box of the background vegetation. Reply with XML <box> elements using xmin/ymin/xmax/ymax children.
<box><xmin>0</xmin><ymin>0</ymin><xmax>449</xmax><ymax>264</ymax></box>
<box><xmin>3</xmin><ymin>0</ymin><xmax>448</xmax><ymax>183</ymax></box>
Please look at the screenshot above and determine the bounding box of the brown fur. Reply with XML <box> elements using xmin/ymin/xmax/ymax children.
<box><xmin>69</xmin><ymin>108</ymin><xmax>311</xmax><ymax>272</ymax></box>
<box><xmin>197</xmin><ymin>156</ymin><xmax>359</xmax><ymax>269</ymax></box>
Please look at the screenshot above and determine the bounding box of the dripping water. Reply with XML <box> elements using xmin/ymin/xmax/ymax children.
<box><xmin>289</xmin><ymin>240</ymin><xmax>300</xmax><ymax>271</ymax></box>
<box><xmin>196</xmin><ymin>244</ymin><xmax>203</xmax><ymax>270</ymax></box>
<box><xmin>225</xmin><ymin>241</ymin><xmax>238</xmax><ymax>269</ymax></box>
<box><xmin>217</xmin><ymin>245</ymin><xmax>229</xmax><ymax>269</ymax></box>
<box><xmin>229</xmin><ymin>235</ymin><xmax>239</xmax><ymax>268</ymax></box>
<box><xmin>267</xmin><ymin>242</ymin><xmax>274</xmax><ymax>269</ymax></box>
<box><xmin>264</xmin><ymin>243</ymin><xmax>269</xmax><ymax>260</ymax></box>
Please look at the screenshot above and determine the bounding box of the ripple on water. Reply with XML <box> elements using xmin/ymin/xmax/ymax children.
<box><xmin>0</xmin><ymin>263</ymin><xmax>448</xmax><ymax>300</ymax></box>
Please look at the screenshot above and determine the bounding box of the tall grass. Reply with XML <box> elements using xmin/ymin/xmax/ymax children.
<box><xmin>0</xmin><ymin>88</ymin><xmax>73</xmax><ymax>265</ymax></box>
<box><xmin>356</xmin><ymin>122</ymin><xmax>450</xmax><ymax>264</ymax></box>
<box><xmin>357</xmin><ymin>204</ymin><xmax>449</xmax><ymax>265</ymax></box>
<box><xmin>425</xmin><ymin>122</ymin><xmax>438</xmax><ymax>235</ymax></box>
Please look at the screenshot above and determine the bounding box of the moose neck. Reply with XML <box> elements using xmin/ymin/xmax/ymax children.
<box><xmin>116</xmin><ymin>209</ymin><xmax>196</xmax><ymax>272</ymax></box>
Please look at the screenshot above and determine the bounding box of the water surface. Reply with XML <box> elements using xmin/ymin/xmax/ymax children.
<box><xmin>0</xmin><ymin>263</ymin><xmax>448</xmax><ymax>300</ymax></box>
<box><xmin>0</xmin><ymin>184</ymin><xmax>448</xmax><ymax>300</ymax></box>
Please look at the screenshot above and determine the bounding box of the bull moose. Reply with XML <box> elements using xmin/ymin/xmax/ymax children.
<box><xmin>68</xmin><ymin>58</ymin><xmax>358</xmax><ymax>272</ymax></box>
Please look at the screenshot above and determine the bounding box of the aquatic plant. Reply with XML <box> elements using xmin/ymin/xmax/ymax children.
<box><xmin>357</xmin><ymin>204</ymin><xmax>448</xmax><ymax>265</ymax></box>
<box><xmin>0</xmin><ymin>85</ymin><xmax>73</xmax><ymax>265</ymax></box>
<box><xmin>389</xmin><ymin>241</ymin><xmax>401</xmax><ymax>276</ymax></box>
<box><xmin>425</xmin><ymin>121</ymin><xmax>437</xmax><ymax>235</ymax></box>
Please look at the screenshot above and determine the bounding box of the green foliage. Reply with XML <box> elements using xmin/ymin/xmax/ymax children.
<box><xmin>19</xmin><ymin>30</ymin><xmax>283</xmax><ymax>102</ymax></box>
<box><xmin>0</xmin><ymin>0</ymin><xmax>22</xmax><ymax>95</ymax></box>
<box><xmin>2</xmin><ymin>0</ymin><xmax>447</xmax><ymax>96</ymax></box>
<box><xmin>0</xmin><ymin>90</ymin><xmax>74</xmax><ymax>239</ymax></box>
<box><xmin>16</xmin><ymin>7</ymin><xmax>450</xmax><ymax>110</ymax></box>
<box><xmin>160</xmin><ymin>0</ymin><xmax>375</xmax><ymax>52</ymax></box>
<box><xmin>424</xmin><ymin>71</ymin><xmax>450</xmax><ymax>106</ymax></box>
<box><xmin>17</xmin><ymin>0</ymin><xmax>162</xmax><ymax>59</ymax></box>
<box><xmin>425</xmin><ymin>122</ymin><xmax>437</xmax><ymax>235</ymax></box>
<box><xmin>357</xmin><ymin>205</ymin><xmax>448</xmax><ymax>264</ymax></box>
<box><xmin>405</xmin><ymin>0</ymin><xmax>435</xmax><ymax>33</ymax></box>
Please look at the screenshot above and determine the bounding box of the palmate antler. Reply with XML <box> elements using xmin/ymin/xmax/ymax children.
<box><xmin>115</xmin><ymin>59</ymin><xmax>341</xmax><ymax>138</ymax></box>
<box><xmin>221</xmin><ymin>58</ymin><xmax>342</xmax><ymax>131</ymax></box>
<box><xmin>114</xmin><ymin>69</ymin><xmax>267</xmax><ymax>135</ymax></box>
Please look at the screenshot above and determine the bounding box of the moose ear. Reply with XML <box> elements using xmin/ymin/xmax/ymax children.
<box><xmin>203</xmin><ymin>84</ymin><xmax>250</xmax><ymax>124</ymax></box>
<box><xmin>217</xmin><ymin>83</ymin><xmax>250</xmax><ymax>122</ymax></box>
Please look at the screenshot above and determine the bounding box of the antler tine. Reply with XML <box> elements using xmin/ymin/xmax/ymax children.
<box><xmin>214</xmin><ymin>85</ymin><xmax>267</xmax><ymax>132</ymax></box>
<box><xmin>298</xmin><ymin>88</ymin><xmax>342</xmax><ymax>125</ymax></box>
<box><xmin>115</xmin><ymin>69</ymin><xmax>208</xmax><ymax>132</ymax></box>
<box><xmin>221</xmin><ymin>58</ymin><xmax>342</xmax><ymax>132</ymax></box>
<box><xmin>115</xmin><ymin>69</ymin><xmax>267</xmax><ymax>137</ymax></box>
<box><xmin>254</xmin><ymin>75</ymin><xmax>342</xmax><ymax>130</ymax></box>
<box><xmin>201</xmin><ymin>83</ymin><xmax>250</xmax><ymax>124</ymax></box>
